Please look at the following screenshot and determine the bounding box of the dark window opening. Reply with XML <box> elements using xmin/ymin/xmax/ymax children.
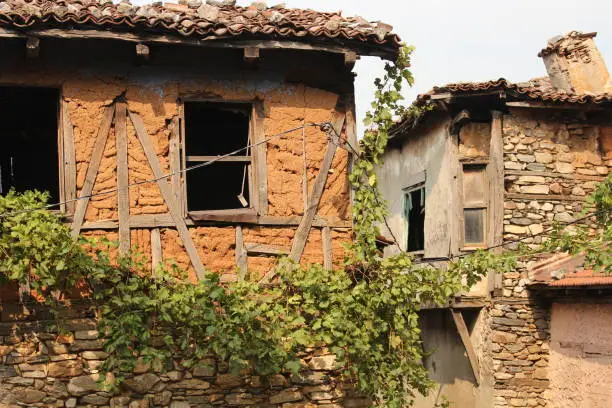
<box><xmin>0</xmin><ymin>87</ymin><xmax>60</xmax><ymax>203</ymax></box>
<box><xmin>184</xmin><ymin>102</ymin><xmax>252</xmax><ymax>211</ymax></box>
<box><xmin>404</xmin><ymin>186</ymin><xmax>425</xmax><ymax>252</ymax></box>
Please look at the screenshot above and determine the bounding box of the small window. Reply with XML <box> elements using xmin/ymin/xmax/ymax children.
<box><xmin>403</xmin><ymin>184</ymin><xmax>426</xmax><ymax>252</ymax></box>
<box><xmin>0</xmin><ymin>87</ymin><xmax>60</xmax><ymax>202</ymax></box>
<box><xmin>462</xmin><ymin>165</ymin><xmax>487</xmax><ymax>247</ymax></box>
<box><xmin>183</xmin><ymin>102</ymin><xmax>253</xmax><ymax>212</ymax></box>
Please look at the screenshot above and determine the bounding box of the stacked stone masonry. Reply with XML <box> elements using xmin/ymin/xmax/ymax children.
<box><xmin>490</xmin><ymin>108</ymin><xmax>610</xmax><ymax>407</ymax></box>
<box><xmin>0</xmin><ymin>316</ymin><xmax>368</xmax><ymax>408</ymax></box>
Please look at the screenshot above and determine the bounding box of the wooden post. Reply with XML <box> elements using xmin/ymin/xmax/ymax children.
<box><xmin>71</xmin><ymin>105</ymin><xmax>115</xmax><ymax>237</ymax></box>
<box><xmin>489</xmin><ymin>111</ymin><xmax>504</xmax><ymax>293</ymax></box>
<box><xmin>61</xmin><ymin>100</ymin><xmax>77</xmax><ymax>214</ymax></box>
<box><xmin>151</xmin><ymin>228</ymin><xmax>162</xmax><ymax>273</ymax></box>
<box><xmin>451</xmin><ymin>309</ymin><xmax>480</xmax><ymax>385</ymax></box>
<box><xmin>322</xmin><ymin>226</ymin><xmax>333</xmax><ymax>270</ymax></box>
<box><xmin>235</xmin><ymin>226</ymin><xmax>248</xmax><ymax>281</ymax></box>
<box><xmin>169</xmin><ymin>116</ymin><xmax>182</xmax><ymax>205</ymax></box>
<box><xmin>129</xmin><ymin>111</ymin><xmax>207</xmax><ymax>280</ymax></box>
<box><xmin>252</xmin><ymin>101</ymin><xmax>268</xmax><ymax>215</ymax></box>
<box><xmin>116</xmin><ymin>102</ymin><xmax>130</xmax><ymax>255</ymax></box>
<box><xmin>244</xmin><ymin>47</ymin><xmax>260</xmax><ymax>68</ymax></box>
<box><xmin>136</xmin><ymin>43</ymin><xmax>150</xmax><ymax>61</ymax></box>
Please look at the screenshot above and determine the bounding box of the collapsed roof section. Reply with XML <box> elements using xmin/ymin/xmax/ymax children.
<box><xmin>0</xmin><ymin>0</ymin><xmax>401</xmax><ymax>59</ymax></box>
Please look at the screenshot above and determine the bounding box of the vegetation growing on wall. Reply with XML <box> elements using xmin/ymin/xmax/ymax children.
<box><xmin>0</xmin><ymin>45</ymin><xmax>610</xmax><ymax>407</ymax></box>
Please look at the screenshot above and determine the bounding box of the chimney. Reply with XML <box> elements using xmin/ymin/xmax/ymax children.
<box><xmin>538</xmin><ymin>31</ymin><xmax>612</xmax><ymax>94</ymax></box>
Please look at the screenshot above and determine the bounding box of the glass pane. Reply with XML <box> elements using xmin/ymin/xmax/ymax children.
<box><xmin>463</xmin><ymin>166</ymin><xmax>486</xmax><ymax>206</ymax></box>
<box><xmin>464</xmin><ymin>208</ymin><xmax>485</xmax><ymax>245</ymax></box>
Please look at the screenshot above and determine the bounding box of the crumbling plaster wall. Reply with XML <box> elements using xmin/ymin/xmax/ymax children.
<box><xmin>0</xmin><ymin>40</ymin><xmax>352</xmax><ymax>282</ymax></box>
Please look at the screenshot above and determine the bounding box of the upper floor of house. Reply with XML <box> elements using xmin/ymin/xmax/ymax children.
<box><xmin>0</xmin><ymin>0</ymin><xmax>400</xmax><ymax>282</ymax></box>
<box><xmin>377</xmin><ymin>31</ymin><xmax>611</xmax><ymax>296</ymax></box>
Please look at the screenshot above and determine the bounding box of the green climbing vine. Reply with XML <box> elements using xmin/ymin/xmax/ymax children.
<box><xmin>0</xmin><ymin>44</ymin><xmax>610</xmax><ymax>408</ymax></box>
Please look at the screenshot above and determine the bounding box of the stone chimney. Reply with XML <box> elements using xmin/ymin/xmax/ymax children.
<box><xmin>538</xmin><ymin>31</ymin><xmax>612</xmax><ymax>94</ymax></box>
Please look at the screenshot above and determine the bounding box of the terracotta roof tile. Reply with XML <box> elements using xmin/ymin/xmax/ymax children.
<box><xmin>0</xmin><ymin>0</ymin><xmax>401</xmax><ymax>56</ymax></box>
<box><xmin>528</xmin><ymin>253</ymin><xmax>612</xmax><ymax>288</ymax></box>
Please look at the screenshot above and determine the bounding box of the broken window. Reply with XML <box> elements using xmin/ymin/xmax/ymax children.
<box><xmin>462</xmin><ymin>164</ymin><xmax>487</xmax><ymax>247</ymax></box>
<box><xmin>0</xmin><ymin>87</ymin><xmax>60</xmax><ymax>203</ymax></box>
<box><xmin>183</xmin><ymin>102</ymin><xmax>253</xmax><ymax>212</ymax></box>
<box><xmin>403</xmin><ymin>184</ymin><xmax>426</xmax><ymax>252</ymax></box>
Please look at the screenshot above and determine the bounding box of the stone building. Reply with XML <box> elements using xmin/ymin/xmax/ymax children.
<box><xmin>0</xmin><ymin>0</ymin><xmax>400</xmax><ymax>406</ymax></box>
<box><xmin>378</xmin><ymin>31</ymin><xmax>612</xmax><ymax>407</ymax></box>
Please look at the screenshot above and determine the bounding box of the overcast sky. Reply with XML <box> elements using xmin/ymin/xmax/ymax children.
<box><xmin>135</xmin><ymin>0</ymin><xmax>612</xmax><ymax>126</ymax></box>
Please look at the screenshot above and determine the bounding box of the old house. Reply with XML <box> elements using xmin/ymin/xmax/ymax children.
<box><xmin>0</xmin><ymin>0</ymin><xmax>400</xmax><ymax>406</ymax></box>
<box><xmin>378</xmin><ymin>31</ymin><xmax>612</xmax><ymax>407</ymax></box>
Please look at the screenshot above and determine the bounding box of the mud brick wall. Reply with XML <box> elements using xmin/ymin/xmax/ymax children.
<box><xmin>0</xmin><ymin>316</ymin><xmax>369</xmax><ymax>408</ymax></box>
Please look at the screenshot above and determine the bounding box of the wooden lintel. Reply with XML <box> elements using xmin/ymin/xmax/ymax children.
<box><xmin>245</xmin><ymin>243</ymin><xmax>289</xmax><ymax>256</ymax></box>
<box><xmin>452</xmin><ymin>298</ymin><xmax>487</xmax><ymax>308</ymax></box>
<box><xmin>26</xmin><ymin>36</ymin><xmax>39</xmax><ymax>59</ymax></box>
<box><xmin>506</xmin><ymin>101</ymin><xmax>603</xmax><ymax>110</ymax></box>
<box><xmin>451</xmin><ymin>309</ymin><xmax>481</xmax><ymax>385</ymax></box>
<box><xmin>78</xmin><ymin>214</ymin><xmax>350</xmax><ymax>230</ymax></box>
<box><xmin>0</xmin><ymin>27</ymin><xmax>396</xmax><ymax>59</ymax></box>
<box><xmin>243</xmin><ymin>46</ymin><xmax>260</xmax><ymax>67</ymax></box>
<box><xmin>505</xmin><ymin>192</ymin><xmax>588</xmax><ymax>202</ymax></box>
<box><xmin>505</xmin><ymin>170</ymin><xmax>605</xmax><ymax>182</ymax></box>
<box><xmin>136</xmin><ymin>43</ymin><xmax>150</xmax><ymax>61</ymax></box>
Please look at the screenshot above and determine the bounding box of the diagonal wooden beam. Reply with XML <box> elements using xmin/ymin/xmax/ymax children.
<box><xmin>71</xmin><ymin>104</ymin><xmax>115</xmax><ymax>237</ymax></box>
<box><xmin>451</xmin><ymin>309</ymin><xmax>481</xmax><ymax>385</ymax></box>
<box><xmin>115</xmin><ymin>102</ymin><xmax>130</xmax><ymax>255</ymax></box>
<box><xmin>259</xmin><ymin>110</ymin><xmax>345</xmax><ymax>284</ymax></box>
<box><xmin>129</xmin><ymin>110</ymin><xmax>207</xmax><ymax>280</ymax></box>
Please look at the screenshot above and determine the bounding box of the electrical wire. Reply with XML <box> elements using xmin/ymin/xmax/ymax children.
<box><xmin>0</xmin><ymin>122</ymin><xmax>328</xmax><ymax>219</ymax></box>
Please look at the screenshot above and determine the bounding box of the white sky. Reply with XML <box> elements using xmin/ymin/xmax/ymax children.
<box><xmin>134</xmin><ymin>0</ymin><xmax>612</xmax><ymax>126</ymax></box>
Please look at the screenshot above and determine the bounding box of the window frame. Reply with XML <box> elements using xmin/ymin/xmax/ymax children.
<box><xmin>460</xmin><ymin>162</ymin><xmax>489</xmax><ymax>250</ymax></box>
<box><xmin>402</xmin><ymin>171</ymin><xmax>427</xmax><ymax>254</ymax></box>
<box><xmin>0</xmin><ymin>85</ymin><xmax>68</xmax><ymax>214</ymax></box>
<box><xmin>178</xmin><ymin>98</ymin><xmax>266</xmax><ymax>222</ymax></box>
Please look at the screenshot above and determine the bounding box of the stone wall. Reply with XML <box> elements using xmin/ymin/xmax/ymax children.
<box><xmin>0</xmin><ymin>314</ymin><xmax>367</xmax><ymax>408</ymax></box>
<box><xmin>488</xmin><ymin>107</ymin><xmax>610</xmax><ymax>408</ymax></box>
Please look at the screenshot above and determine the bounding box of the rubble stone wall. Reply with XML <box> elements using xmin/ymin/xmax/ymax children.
<box><xmin>488</xmin><ymin>108</ymin><xmax>610</xmax><ymax>408</ymax></box>
<box><xmin>0</xmin><ymin>314</ymin><xmax>366</xmax><ymax>408</ymax></box>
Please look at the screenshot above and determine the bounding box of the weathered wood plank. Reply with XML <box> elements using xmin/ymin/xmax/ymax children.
<box><xmin>151</xmin><ymin>228</ymin><xmax>162</xmax><ymax>272</ymax></box>
<box><xmin>245</xmin><ymin>243</ymin><xmax>290</xmax><ymax>256</ymax></box>
<box><xmin>504</xmin><ymin>170</ymin><xmax>605</xmax><ymax>182</ymax></box>
<box><xmin>71</xmin><ymin>104</ymin><xmax>115</xmax><ymax>237</ymax></box>
<box><xmin>129</xmin><ymin>111</ymin><xmax>206</xmax><ymax>280</ymax></box>
<box><xmin>61</xmin><ymin>100</ymin><xmax>77</xmax><ymax>214</ymax></box>
<box><xmin>189</xmin><ymin>209</ymin><xmax>258</xmax><ymax>223</ymax></box>
<box><xmin>505</xmin><ymin>193</ymin><xmax>587</xmax><ymax>202</ymax></box>
<box><xmin>186</xmin><ymin>155</ymin><xmax>252</xmax><ymax>162</ymax></box>
<box><xmin>489</xmin><ymin>111</ymin><xmax>504</xmax><ymax>292</ymax></box>
<box><xmin>78</xmin><ymin>214</ymin><xmax>350</xmax><ymax>230</ymax></box>
<box><xmin>252</xmin><ymin>101</ymin><xmax>268</xmax><ymax>215</ymax></box>
<box><xmin>260</xmin><ymin>109</ymin><xmax>345</xmax><ymax>284</ymax></box>
<box><xmin>235</xmin><ymin>227</ymin><xmax>248</xmax><ymax>281</ymax></box>
<box><xmin>322</xmin><ymin>226</ymin><xmax>333</xmax><ymax>270</ymax></box>
<box><xmin>0</xmin><ymin>28</ymin><xmax>395</xmax><ymax>59</ymax></box>
<box><xmin>451</xmin><ymin>309</ymin><xmax>481</xmax><ymax>385</ymax></box>
<box><xmin>116</xmin><ymin>102</ymin><xmax>130</xmax><ymax>255</ymax></box>
<box><xmin>169</xmin><ymin>117</ymin><xmax>182</xmax><ymax>206</ymax></box>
